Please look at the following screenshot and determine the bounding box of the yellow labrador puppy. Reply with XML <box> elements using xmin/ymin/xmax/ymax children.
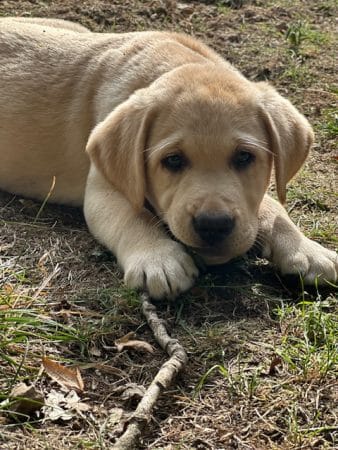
<box><xmin>0</xmin><ymin>18</ymin><xmax>337</xmax><ymax>298</ymax></box>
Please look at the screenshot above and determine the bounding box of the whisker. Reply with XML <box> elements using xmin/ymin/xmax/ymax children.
<box><xmin>239</xmin><ymin>137</ymin><xmax>273</xmax><ymax>156</ymax></box>
<box><xmin>144</xmin><ymin>134</ymin><xmax>182</xmax><ymax>157</ymax></box>
<box><xmin>148</xmin><ymin>214</ymin><xmax>163</xmax><ymax>229</ymax></box>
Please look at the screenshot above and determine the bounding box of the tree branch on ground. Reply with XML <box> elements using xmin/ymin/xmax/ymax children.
<box><xmin>112</xmin><ymin>293</ymin><xmax>188</xmax><ymax>450</ymax></box>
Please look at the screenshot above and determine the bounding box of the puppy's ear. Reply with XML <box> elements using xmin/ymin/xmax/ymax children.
<box><xmin>86</xmin><ymin>95</ymin><xmax>155</xmax><ymax>211</ymax></box>
<box><xmin>258</xmin><ymin>83</ymin><xmax>314</xmax><ymax>204</ymax></box>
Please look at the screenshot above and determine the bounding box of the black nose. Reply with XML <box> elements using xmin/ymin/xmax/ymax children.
<box><xmin>193</xmin><ymin>212</ymin><xmax>235</xmax><ymax>245</ymax></box>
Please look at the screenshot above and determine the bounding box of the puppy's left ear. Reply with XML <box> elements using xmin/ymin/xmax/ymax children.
<box><xmin>86</xmin><ymin>93</ymin><xmax>156</xmax><ymax>211</ymax></box>
<box><xmin>257</xmin><ymin>82</ymin><xmax>314</xmax><ymax>204</ymax></box>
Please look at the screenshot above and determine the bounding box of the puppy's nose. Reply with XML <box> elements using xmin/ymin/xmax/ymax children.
<box><xmin>193</xmin><ymin>212</ymin><xmax>235</xmax><ymax>245</ymax></box>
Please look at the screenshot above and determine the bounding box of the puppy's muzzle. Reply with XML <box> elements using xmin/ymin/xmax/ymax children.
<box><xmin>192</xmin><ymin>212</ymin><xmax>235</xmax><ymax>246</ymax></box>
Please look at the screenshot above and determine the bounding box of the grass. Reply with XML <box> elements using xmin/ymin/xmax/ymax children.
<box><xmin>285</xmin><ymin>169</ymin><xmax>338</xmax><ymax>245</ymax></box>
<box><xmin>0</xmin><ymin>267</ymin><xmax>143</xmax><ymax>392</ymax></box>
<box><xmin>285</xmin><ymin>20</ymin><xmax>329</xmax><ymax>56</ymax></box>
<box><xmin>195</xmin><ymin>359</ymin><xmax>261</xmax><ymax>399</ymax></box>
<box><xmin>0</xmin><ymin>290</ymin><xmax>89</xmax><ymax>393</ymax></box>
<box><xmin>276</xmin><ymin>296</ymin><xmax>338</xmax><ymax>378</ymax></box>
<box><xmin>319</xmin><ymin>107</ymin><xmax>338</xmax><ymax>140</ymax></box>
<box><xmin>195</xmin><ymin>290</ymin><xmax>338</xmax><ymax>447</ymax></box>
<box><xmin>0</xmin><ymin>0</ymin><xmax>337</xmax><ymax>448</ymax></box>
<box><xmin>0</xmin><ymin>267</ymin><xmax>146</xmax><ymax>448</ymax></box>
<box><xmin>281</xmin><ymin>59</ymin><xmax>314</xmax><ymax>85</ymax></box>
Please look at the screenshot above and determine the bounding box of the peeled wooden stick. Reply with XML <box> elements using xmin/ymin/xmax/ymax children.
<box><xmin>112</xmin><ymin>293</ymin><xmax>188</xmax><ymax>450</ymax></box>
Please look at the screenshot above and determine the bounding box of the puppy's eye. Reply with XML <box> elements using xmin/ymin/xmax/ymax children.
<box><xmin>161</xmin><ymin>153</ymin><xmax>187</xmax><ymax>172</ymax></box>
<box><xmin>232</xmin><ymin>150</ymin><xmax>255</xmax><ymax>170</ymax></box>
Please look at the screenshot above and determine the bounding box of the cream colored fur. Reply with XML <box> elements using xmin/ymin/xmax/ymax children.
<box><xmin>0</xmin><ymin>18</ymin><xmax>336</xmax><ymax>298</ymax></box>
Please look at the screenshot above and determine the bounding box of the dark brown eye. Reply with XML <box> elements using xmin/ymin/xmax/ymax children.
<box><xmin>233</xmin><ymin>150</ymin><xmax>255</xmax><ymax>170</ymax></box>
<box><xmin>161</xmin><ymin>153</ymin><xmax>187</xmax><ymax>172</ymax></box>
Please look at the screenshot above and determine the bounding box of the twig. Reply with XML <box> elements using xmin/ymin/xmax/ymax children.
<box><xmin>112</xmin><ymin>293</ymin><xmax>188</xmax><ymax>450</ymax></box>
<box><xmin>34</xmin><ymin>175</ymin><xmax>56</xmax><ymax>223</ymax></box>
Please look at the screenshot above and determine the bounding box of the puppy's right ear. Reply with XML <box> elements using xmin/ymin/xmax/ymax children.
<box><xmin>86</xmin><ymin>94</ymin><xmax>156</xmax><ymax>211</ymax></box>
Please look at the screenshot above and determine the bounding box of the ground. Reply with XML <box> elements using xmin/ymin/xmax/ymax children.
<box><xmin>0</xmin><ymin>0</ymin><xmax>337</xmax><ymax>449</ymax></box>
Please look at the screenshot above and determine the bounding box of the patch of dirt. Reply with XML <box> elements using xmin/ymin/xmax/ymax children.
<box><xmin>0</xmin><ymin>1</ymin><xmax>337</xmax><ymax>449</ymax></box>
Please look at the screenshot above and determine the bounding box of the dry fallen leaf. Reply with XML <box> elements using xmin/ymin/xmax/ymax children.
<box><xmin>268</xmin><ymin>356</ymin><xmax>283</xmax><ymax>375</ymax></box>
<box><xmin>115</xmin><ymin>339</ymin><xmax>154</xmax><ymax>354</ymax></box>
<box><xmin>115</xmin><ymin>332</ymin><xmax>154</xmax><ymax>354</ymax></box>
<box><xmin>106</xmin><ymin>407</ymin><xmax>127</xmax><ymax>435</ymax></box>
<box><xmin>79</xmin><ymin>362</ymin><xmax>127</xmax><ymax>377</ymax></box>
<box><xmin>115</xmin><ymin>331</ymin><xmax>136</xmax><ymax>344</ymax></box>
<box><xmin>88</xmin><ymin>345</ymin><xmax>102</xmax><ymax>357</ymax></box>
<box><xmin>120</xmin><ymin>383</ymin><xmax>146</xmax><ymax>402</ymax></box>
<box><xmin>108</xmin><ymin>407</ymin><xmax>124</xmax><ymax>426</ymax></box>
<box><xmin>42</xmin><ymin>389</ymin><xmax>90</xmax><ymax>422</ymax></box>
<box><xmin>7</xmin><ymin>383</ymin><xmax>44</xmax><ymax>418</ymax></box>
<box><xmin>42</xmin><ymin>357</ymin><xmax>84</xmax><ymax>392</ymax></box>
<box><xmin>42</xmin><ymin>391</ymin><xmax>74</xmax><ymax>422</ymax></box>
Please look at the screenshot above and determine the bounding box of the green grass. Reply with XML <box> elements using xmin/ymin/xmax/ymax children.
<box><xmin>0</xmin><ymin>0</ymin><xmax>337</xmax><ymax>447</ymax></box>
<box><xmin>286</xmin><ymin>21</ymin><xmax>329</xmax><ymax>55</ymax></box>
<box><xmin>195</xmin><ymin>359</ymin><xmax>261</xmax><ymax>399</ymax></box>
<box><xmin>195</xmin><ymin>291</ymin><xmax>338</xmax><ymax>446</ymax></box>
<box><xmin>276</xmin><ymin>295</ymin><xmax>338</xmax><ymax>379</ymax></box>
<box><xmin>0</xmin><ymin>301</ymin><xmax>89</xmax><ymax>393</ymax></box>
<box><xmin>281</xmin><ymin>58</ymin><xmax>314</xmax><ymax>84</ymax></box>
<box><xmin>285</xmin><ymin>171</ymin><xmax>338</xmax><ymax>245</ymax></box>
<box><xmin>319</xmin><ymin>108</ymin><xmax>338</xmax><ymax>139</ymax></box>
<box><xmin>0</xmin><ymin>277</ymin><xmax>141</xmax><ymax>395</ymax></box>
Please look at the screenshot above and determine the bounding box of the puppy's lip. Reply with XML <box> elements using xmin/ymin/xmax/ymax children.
<box><xmin>189</xmin><ymin>246</ymin><xmax>232</xmax><ymax>265</ymax></box>
<box><xmin>164</xmin><ymin>223</ymin><xmax>231</xmax><ymax>262</ymax></box>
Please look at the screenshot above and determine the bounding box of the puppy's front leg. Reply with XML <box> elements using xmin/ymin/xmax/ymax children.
<box><xmin>84</xmin><ymin>167</ymin><xmax>198</xmax><ymax>299</ymax></box>
<box><xmin>258</xmin><ymin>194</ymin><xmax>337</xmax><ymax>284</ymax></box>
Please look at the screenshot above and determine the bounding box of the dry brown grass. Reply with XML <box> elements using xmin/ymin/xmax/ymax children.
<box><xmin>0</xmin><ymin>1</ymin><xmax>337</xmax><ymax>448</ymax></box>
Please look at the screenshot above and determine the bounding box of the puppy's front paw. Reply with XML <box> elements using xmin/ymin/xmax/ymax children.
<box><xmin>123</xmin><ymin>240</ymin><xmax>198</xmax><ymax>299</ymax></box>
<box><xmin>272</xmin><ymin>237</ymin><xmax>337</xmax><ymax>285</ymax></box>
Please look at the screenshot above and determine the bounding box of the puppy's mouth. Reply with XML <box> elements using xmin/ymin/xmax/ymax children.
<box><xmin>189</xmin><ymin>245</ymin><xmax>233</xmax><ymax>265</ymax></box>
<box><xmin>160</xmin><ymin>221</ymin><xmax>229</xmax><ymax>262</ymax></box>
<box><xmin>160</xmin><ymin>217</ymin><xmax>234</xmax><ymax>264</ymax></box>
<box><xmin>147</xmin><ymin>204</ymin><xmax>238</xmax><ymax>265</ymax></box>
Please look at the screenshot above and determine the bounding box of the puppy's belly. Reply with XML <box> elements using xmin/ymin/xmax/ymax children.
<box><xmin>0</xmin><ymin>149</ymin><xmax>89</xmax><ymax>206</ymax></box>
<box><xmin>0</xmin><ymin>174</ymin><xmax>86</xmax><ymax>206</ymax></box>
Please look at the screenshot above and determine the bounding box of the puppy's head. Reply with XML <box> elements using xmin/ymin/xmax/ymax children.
<box><xmin>86</xmin><ymin>64</ymin><xmax>313</xmax><ymax>264</ymax></box>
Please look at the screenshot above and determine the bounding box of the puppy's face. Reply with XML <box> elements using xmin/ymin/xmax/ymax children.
<box><xmin>145</xmin><ymin>69</ymin><xmax>272</xmax><ymax>263</ymax></box>
<box><xmin>87</xmin><ymin>63</ymin><xmax>312</xmax><ymax>265</ymax></box>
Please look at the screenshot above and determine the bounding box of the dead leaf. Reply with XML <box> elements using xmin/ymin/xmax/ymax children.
<box><xmin>120</xmin><ymin>384</ymin><xmax>146</xmax><ymax>402</ymax></box>
<box><xmin>79</xmin><ymin>362</ymin><xmax>127</xmax><ymax>376</ymax></box>
<box><xmin>115</xmin><ymin>331</ymin><xmax>136</xmax><ymax>344</ymax></box>
<box><xmin>42</xmin><ymin>389</ymin><xmax>90</xmax><ymax>422</ymax></box>
<box><xmin>268</xmin><ymin>356</ymin><xmax>283</xmax><ymax>375</ymax></box>
<box><xmin>112</xmin><ymin>382</ymin><xmax>146</xmax><ymax>401</ymax></box>
<box><xmin>88</xmin><ymin>345</ymin><xmax>102</xmax><ymax>357</ymax></box>
<box><xmin>42</xmin><ymin>391</ymin><xmax>74</xmax><ymax>422</ymax></box>
<box><xmin>42</xmin><ymin>357</ymin><xmax>84</xmax><ymax>392</ymax></box>
<box><xmin>108</xmin><ymin>407</ymin><xmax>124</xmax><ymax>426</ymax></box>
<box><xmin>8</xmin><ymin>383</ymin><xmax>44</xmax><ymax>418</ymax></box>
<box><xmin>115</xmin><ymin>332</ymin><xmax>154</xmax><ymax>354</ymax></box>
<box><xmin>115</xmin><ymin>339</ymin><xmax>154</xmax><ymax>353</ymax></box>
<box><xmin>63</xmin><ymin>390</ymin><xmax>90</xmax><ymax>414</ymax></box>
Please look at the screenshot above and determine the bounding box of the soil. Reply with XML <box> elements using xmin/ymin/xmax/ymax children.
<box><xmin>0</xmin><ymin>1</ymin><xmax>337</xmax><ymax>449</ymax></box>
